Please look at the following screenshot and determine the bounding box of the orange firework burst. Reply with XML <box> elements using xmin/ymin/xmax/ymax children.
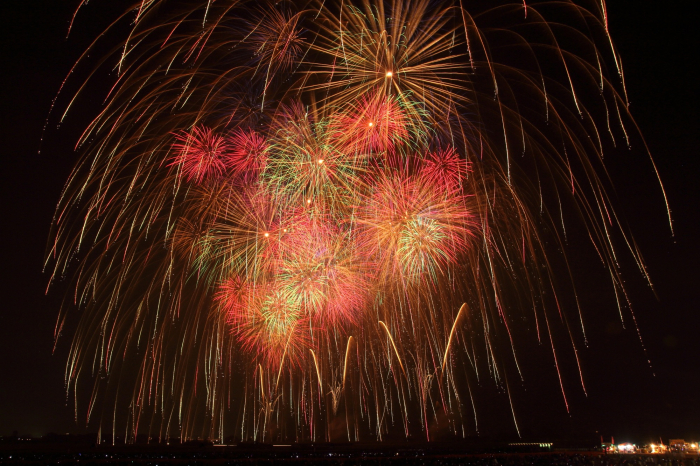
<box><xmin>358</xmin><ymin>167</ymin><xmax>475</xmax><ymax>285</ymax></box>
<box><xmin>335</xmin><ymin>93</ymin><xmax>413</xmax><ymax>155</ymax></box>
<box><xmin>225</xmin><ymin>129</ymin><xmax>269</xmax><ymax>184</ymax></box>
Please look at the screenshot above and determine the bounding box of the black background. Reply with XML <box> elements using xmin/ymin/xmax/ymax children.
<box><xmin>0</xmin><ymin>0</ymin><xmax>697</xmax><ymax>442</ymax></box>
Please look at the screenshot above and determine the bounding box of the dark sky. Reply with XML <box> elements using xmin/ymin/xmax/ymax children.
<box><xmin>0</xmin><ymin>0</ymin><xmax>698</xmax><ymax>442</ymax></box>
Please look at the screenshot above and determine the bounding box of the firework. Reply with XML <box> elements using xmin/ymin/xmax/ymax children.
<box><xmin>170</xmin><ymin>126</ymin><xmax>231</xmax><ymax>184</ymax></box>
<box><xmin>48</xmin><ymin>0</ymin><xmax>669</xmax><ymax>443</ymax></box>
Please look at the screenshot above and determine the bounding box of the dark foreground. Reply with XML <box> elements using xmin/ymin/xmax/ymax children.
<box><xmin>1</xmin><ymin>444</ymin><xmax>700</xmax><ymax>466</ymax></box>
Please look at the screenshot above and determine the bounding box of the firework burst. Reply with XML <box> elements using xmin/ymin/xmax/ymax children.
<box><xmin>170</xmin><ymin>126</ymin><xmax>231</xmax><ymax>184</ymax></box>
<box><xmin>48</xmin><ymin>0</ymin><xmax>670</xmax><ymax>443</ymax></box>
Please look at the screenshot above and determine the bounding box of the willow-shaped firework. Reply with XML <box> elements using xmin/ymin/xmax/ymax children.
<box><xmin>48</xmin><ymin>0</ymin><xmax>670</xmax><ymax>442</ymax></box>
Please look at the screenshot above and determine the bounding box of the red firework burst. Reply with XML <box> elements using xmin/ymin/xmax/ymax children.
<box><xmin>422</xmin><ymin>146</ymin><xmax>470</xmax><ymax>189</ymax></box>
<box><xmin>225</xmin><ymin>129</ymin><xmax>268</xmax><ymax>183</ymax></box>
<box><xmin>170</xmin><ymin>126</ymin><xmax>229</xmax><ymax>184</ymax></box>
<box><xmin>216</xmin><ymin>275</ymin><xmax>249</xmax><ymax>326</ymax></box>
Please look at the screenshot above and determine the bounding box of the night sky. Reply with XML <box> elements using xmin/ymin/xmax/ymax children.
<box><xmin>0</xmin><ymin>0</ymin><xmax>698</xmax><ymax>442</ymax></box>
